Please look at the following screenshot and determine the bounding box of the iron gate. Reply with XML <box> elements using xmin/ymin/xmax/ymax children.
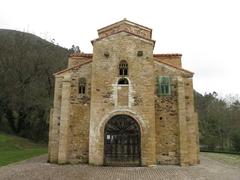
<box><xmin>104</xmin><ymin>115</ymin><xmax>141</xmax><ymax>166</ymax></box>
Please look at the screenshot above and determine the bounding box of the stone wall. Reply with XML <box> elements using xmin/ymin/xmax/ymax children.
<box><xmin>184</xmin><ymin>78</ymin><xmax>200</xmax><ymax>165</ymax></box>
<box><xmin>48</xmin><ymin>62</ymin><xmax>91</xmax><ymax>164</ymax></box>
<box><xmin>49</xmin><ymin>54</ymin><xmax>199</xmax><ymax>166</ymax></box>
<box><xmin>68</xmin><ymin>56</ymin><xmax>92</xmax><ymax>68</ymax></box>
<box><xmin>117</xmin><ymin>85</ymin><xmax>128</xmax><ymax>106</ymax></box>
<box><xmin>67</xmin><ymin>63</ymin><xmax>91</xmax><ymax>163</ymax></box>
<box><xmin>154</xmin><ymin>55</ymin><xmax>182</xmax><ymax>68</ymax></box>
<box><xmin>154</xmin><ymin>60</ymin><xmax>199</xmax><ymax>165</ymax></box>
<box><xmin>98</xmin><ymin>20</ymin><xmax>152</xmax><ymax>40</ymax></box>
<box><xmin>154</xmin><ymin>62</ymin><xmax>180</xmax><ymax>164</ymax></box>
<box><xmin>155</xmin><ymin>95</ymin><xmax>179</xmax><ymax>165</ymax></box>
<box><xmin>89</xmin><ymin>32</ymin><xmax>156</xmax><ymax>166</ymax></box>
<box><xmin>48</xmin><ymin>76</ymin><xmax>63</xmax><ymax>163</ymax></box>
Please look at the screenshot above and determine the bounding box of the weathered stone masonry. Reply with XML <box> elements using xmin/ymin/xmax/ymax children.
<box><xmin>48</xmin><ymin>19</ymin><xmax>199</xmax><ymax>166</ymax></box>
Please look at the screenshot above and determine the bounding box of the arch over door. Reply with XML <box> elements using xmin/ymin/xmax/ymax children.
<box><xmin>104</xmin><ymin>115</ymin><xmax>141</xmax><ymax>166</ymax></box>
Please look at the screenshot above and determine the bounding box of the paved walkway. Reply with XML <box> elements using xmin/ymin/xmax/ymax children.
<box><xmin>0</xmin><ymin>154</ymin><xmax>239</xmax><ymax>180</ymax></box>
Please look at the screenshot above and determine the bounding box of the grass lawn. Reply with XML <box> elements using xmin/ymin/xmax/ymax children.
<box><xmin>0</xmin><ymin>133</ymin><xmax>47</xmax><ymax>166</ymax></box>
<box><xmin>202</xmin><ymin>152</ymin><xmax>240</xmax><ymax>166</ymax></box>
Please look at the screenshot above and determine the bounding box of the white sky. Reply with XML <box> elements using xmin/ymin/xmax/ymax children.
<box><xmin>1</xmin><ymin>0</ymin><xmax>240</xmax><ymax>96</ymax></box>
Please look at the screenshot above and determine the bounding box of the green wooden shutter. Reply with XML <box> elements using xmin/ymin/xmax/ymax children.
<box><xmin>157</xmin><ymin>76</ymin><xmax>162</xmax><ymax>96</ymax></box>
<box><xmin>157</xmin><ymin>76</ymin><xmax>171</xmax><ymax>96</ymax></box>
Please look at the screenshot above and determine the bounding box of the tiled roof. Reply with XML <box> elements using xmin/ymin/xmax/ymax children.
<box><xmin>69</xmin><ymin>53</ymin><xmax>182</xmax><ymax>58</ymax></box>
<box><xmin>154</xmin><ymin>58</ymin><xmax>193</xmax><ymax>75</ymax></box>
<box><xmin>91</xmin><ymin>30</ymin><xmax>155</xmax><ymax>44</ymax></box>
<box><xmin>97</xmin><ymin>19</ymin><xmax>152</xmax><ymax>32</ymax></box>
<box><xmin>54</xmin><ymin>53</ymin><xmax>193</xmax><ymax>75</ymax></box>
<box><xmin>54</xmin><ymin>59</ymin><xmax>92</xmax><ymax>75</ymax></box>
<box><xmin>69</xmin><ymin>53</ymin><xmax>93</xmax><ymax>58</ymax></box>
<box><xmin>154</xmin><ymin>54</ymin><xmax>182</xmax><ymax>57</ymax></box>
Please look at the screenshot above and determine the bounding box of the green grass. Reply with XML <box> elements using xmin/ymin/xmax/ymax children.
<box><xmin>203</xmin><ymin>152</ymin><xmax>240</xmax><ymax>166</ymax></box>
<box><xmin>0</xmin><ymin>133</ymin><xmax>47</xmax><ymax>166</ymax></box>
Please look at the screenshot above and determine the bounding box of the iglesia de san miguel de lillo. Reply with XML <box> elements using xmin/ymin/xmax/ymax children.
<box><xmin>48</xmin><ymin>19</ymin><xmax>199</xmax><ymax>166</ymax></box>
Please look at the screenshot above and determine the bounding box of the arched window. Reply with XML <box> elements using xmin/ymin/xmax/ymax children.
<box><xmin>79</xmin><ymin>78</ymin><xmax>86</xmax><ymax>94</ymax></box>
<box><xmin>118</xmin><ymin>78</ymin><xmax>129</xmax><ymax>85</ymax></box>
<box><xmin>157</xmin><ymin>76</ymin><xmax>171</xmax><ymax>96</ymax></box>
<box><xmin>119</xmin><ymin>60</ymin><xmax>128</xmax><ymax>76</ymax></box>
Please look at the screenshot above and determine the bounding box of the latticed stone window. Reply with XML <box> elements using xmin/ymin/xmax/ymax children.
<box><xmin>157</xmin><ymin>76</ymin><xmax>171</xmax><ymax>96</ymax></box>
<box><xmin>79</xmin><ymin>78</ymin><xmax>86</xmax><ymax>94</ymax></box>
<box><xmin>119</xmin><ymin>60</ymin><xmax>128</xmax><ymax>76</ymax></box>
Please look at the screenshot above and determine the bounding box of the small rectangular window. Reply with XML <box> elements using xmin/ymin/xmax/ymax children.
<box><xmin>157</xmin><ymin>76</ymin><xmax>171</xmax><ymax>96</ymax></box>
<box><xmin>79</xmin><ymin>78</ymin><xmax>86</xmax><ymax>94</ymax></box>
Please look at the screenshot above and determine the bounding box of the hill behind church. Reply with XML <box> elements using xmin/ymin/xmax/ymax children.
<box><xmin>0</xmin><ymin>29</ymin><xmax>69</xmax><ymax>141</ymax></box>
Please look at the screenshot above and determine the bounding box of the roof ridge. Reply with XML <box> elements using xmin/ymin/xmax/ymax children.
<box><xmin>69</xmin><ymin>53</ymin><xmax>93</xmax><ymax>58</ymax></box>
<box><xmin>154</xmin><ymin>58</ymin><xmax>193</xmax><ymax>75</ymax></box>
<box><xmin>54</xmin><ymin>59</ymin><xmax>92</xmax><ymax>75</ymax></box>
<box><xmin>54</xmin><ymin>57</ymin><xmax>193</xmax><ymax>76</ymax></box>
<box><xmin>97</xmin><ymin>19</ymin><xmax>152</xmax><ymax>32</ymax></box>
<box><xmin>92</xmin><ymin>30</ymin><xmax>155</xmax><ymax>44</ymax></box>
<box><xmin>69</xmin><ymin>53</ymin><xmax>182</xmax><ymax>57</ymax></box>
<box><xmin>154</xmin><ymin>54</ymin><xmax>182</xmax><ymax>57</ymax></box>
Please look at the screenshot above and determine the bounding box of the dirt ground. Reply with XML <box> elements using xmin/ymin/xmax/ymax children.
<box><xmin>0</xmin><ymin>153</ymin><xmax>239</xmax><ymax>180</ymax></box>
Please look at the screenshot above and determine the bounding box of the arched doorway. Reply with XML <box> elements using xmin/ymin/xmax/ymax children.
<box><xmin>104</xmin><ymin>115</ymin><xmax>141</xmax><ymax>166</ymax></box>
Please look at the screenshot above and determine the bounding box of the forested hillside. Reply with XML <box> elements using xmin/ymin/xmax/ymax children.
<box><xmin>195</xmin><ymin>91</ymin><xmax>240</xmax><ymax>152</ymax></box>
<box><xmin>0</xmin><ymin>29</ymin><xmax>69</xmax><ymax>141</ymax></box>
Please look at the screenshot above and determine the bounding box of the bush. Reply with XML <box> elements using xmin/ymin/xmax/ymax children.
<box><xmin>230</xmin><ymin>129</ymin><xmax>240</xmax><ymax>152</ymax></box>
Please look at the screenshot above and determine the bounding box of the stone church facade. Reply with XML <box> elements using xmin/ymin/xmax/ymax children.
<box><xmin>48</xmin><ymin>19</ymin><xmax>199</xmax><ymax>166</ymax></box>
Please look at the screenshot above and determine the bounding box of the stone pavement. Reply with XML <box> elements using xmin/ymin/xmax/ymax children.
<box><xmin>0</xmin><ymin>154</ymin><xmax>239</xmax><ymax>180</ymax></box>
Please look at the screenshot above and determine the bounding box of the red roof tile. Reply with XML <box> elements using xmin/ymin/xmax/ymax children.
<box><xmin>154</xmin><ymin>58</ymin><xmax>193</xmax><ymax>75</ymax></box>
<box><xmin>54</xmin><ymin>59</ymin><xmax>92</xmax><ymax>75</ymax></box>
<box><xmin>91</xmin><ymin>30</ymin><xmax>155</xmax><ymax>45</ymax></box>
<box><xmin>97</xmin><ymin>19</ymin><xmax>152</xmax><ymax>32</ymax></box>
<box><xmin>54</xmin><ymin>53</ymin><xmax>193</xmax><ymax>75</ymax></box>
<box><xmin>154</xmin><ymin>54</ymin><xmax>182</xmax><ymax>57</ymax></box>
<box><xmin>69</xmin><ymin>53</ymin><xmax>93</xmax><ymax>58</ymax></box>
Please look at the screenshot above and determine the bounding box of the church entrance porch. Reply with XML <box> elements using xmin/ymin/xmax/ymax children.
<box><xmin>104</xmin><ymin>115</ymin><xmax>141</xmax><ymax>166</ymax></box>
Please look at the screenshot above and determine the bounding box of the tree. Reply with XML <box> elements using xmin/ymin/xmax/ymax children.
<box><xmin>0</xmin><ymin>30</ymin><xmax>69</xmax><ymax>141</ymax></box>
<box><xmin>195</xmin><ymin>91</ymin><xmax>240</xmax><ymax>152</ymax></box>
<box><xmin>69</xmin><ymin>45</ymin><xmax>81</xmax><ymax>54</ymax></box>
<box><xmin>230</xmin><ymin>129</ymin><xmax>240</xmax><ymax>152</ymax></box>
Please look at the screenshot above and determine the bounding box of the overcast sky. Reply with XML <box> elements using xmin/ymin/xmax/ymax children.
<box><xmin>1</xmin><ymin>0</ymin><xmax>240</xmax><ymax>96</ymax></box>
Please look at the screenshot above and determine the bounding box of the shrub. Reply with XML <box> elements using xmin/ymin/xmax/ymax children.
<box><xmin>230</xmin><ymin>129</ymin><xmax>240</xmax><ymax>152</ymax></box>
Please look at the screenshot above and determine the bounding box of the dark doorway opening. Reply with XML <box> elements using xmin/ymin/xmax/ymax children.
<box><xmin>104</xmin><ymin>115</ymin><xmax>141</xmax><ymax>166</ymax></box>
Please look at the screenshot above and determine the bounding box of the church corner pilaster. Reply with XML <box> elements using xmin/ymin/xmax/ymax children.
<box><xmin>177</xmin><ymin>76</ymin><xmax>189</xmax><ymax>166</ymax></box>
<box><xmin>58</xmin><ymin>75</ymin><xmax>71</xmax><ymax>164</ymax></box>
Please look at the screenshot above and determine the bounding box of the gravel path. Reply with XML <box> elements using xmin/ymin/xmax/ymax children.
<box><xmin>0</xmin><ymin>154</ymin><xmax>239</xmax><ymax>180</ymax></box>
